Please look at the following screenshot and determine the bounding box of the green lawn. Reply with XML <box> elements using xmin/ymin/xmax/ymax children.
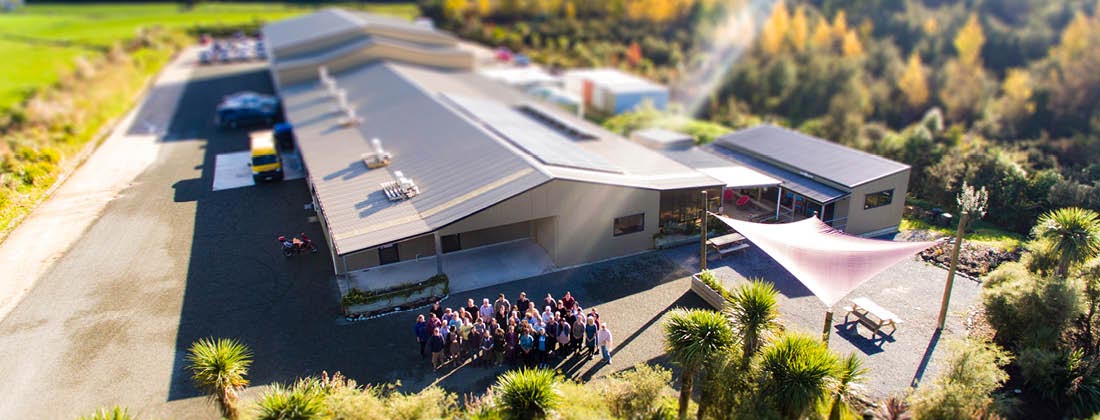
<box><xmin>900</xmin><ymin>217</ymin><xmax>1026</xmax><ymax>251</ymax></box>
<box><xmin>0</xmin><ymin>2</ymin><xmax>418</xmax><ymax>110</ymax></box>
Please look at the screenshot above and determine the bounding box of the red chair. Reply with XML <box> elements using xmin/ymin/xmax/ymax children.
<box><xmin>736</xmin><ymin>195</ymin><xmax>751</xmax><ymax>207</ymax></box>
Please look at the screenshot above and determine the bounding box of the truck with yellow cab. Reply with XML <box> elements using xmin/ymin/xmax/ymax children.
<box><xmin>249</xmin><ymin>130</ymin><xmax>283</xmax><ymax>182</ymax></box>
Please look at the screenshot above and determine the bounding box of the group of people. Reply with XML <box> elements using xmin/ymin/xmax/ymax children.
<box><xmin>413</xmin><ymin>291</ymin><xmax>613</xmax><ymax>371</ymax></box>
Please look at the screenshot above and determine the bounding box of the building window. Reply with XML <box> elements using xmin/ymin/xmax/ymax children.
<box><xmin>864</xmin><ymin>189</ymin><xmax>894</xmax><ymax>210</ymax></box>
<box><xmin>613</xmin><ymin>213</ymin><xmax>645</xmax><ymax>236</ymax></box>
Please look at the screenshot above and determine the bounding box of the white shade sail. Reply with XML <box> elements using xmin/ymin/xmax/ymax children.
<box><xmin>713</xmin><ymin>215</ymin><xmax>941</xmax><ymax>307</ymax></box>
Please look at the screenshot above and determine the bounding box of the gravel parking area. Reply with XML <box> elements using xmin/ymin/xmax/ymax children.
<box><xmin>662</xmin><ymin>242</ymin><xmax>982</xmax><ymax>399</ymax></box>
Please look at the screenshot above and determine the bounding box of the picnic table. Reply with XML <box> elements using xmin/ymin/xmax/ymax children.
<box><xmin>707</xmin><ymin>232</ymin><xmax>749</xmax><ymax>258</ymax></box>
<box><xmin>843</xmin><ymin>297</ymin><xmax>902</xmax><ymax>339</ymax></box>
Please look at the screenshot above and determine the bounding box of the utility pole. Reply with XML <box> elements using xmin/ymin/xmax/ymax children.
<box><xmin>700</xmin><ymin>190</ymin><xmax>708</xmax><ymax>273</ymax></box>
<box><xmin>937</xmin><ymin>211</ymin><xmax>969</xmax><ymax>330</ymax></box>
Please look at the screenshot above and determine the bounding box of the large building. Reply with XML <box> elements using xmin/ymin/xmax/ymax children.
<box><xmin>262</xmin><ymin>10</ymin><xmax>910</xmax><ymax>292</ymax></box>
<box><xmin>264</xmin><ymin>10</ymin><xmax>727</xmax><ymax>291</ymax></box>
<box><xmin>562</xmin><ymin>68</ymin><xmax>669</xmax><ymax>115</ymax></box>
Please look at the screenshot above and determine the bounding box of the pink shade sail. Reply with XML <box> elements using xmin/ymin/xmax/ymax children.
<box><xmin>713</xmin><ymin>215</ymin><xmax>941</xmax><ymax>308</ymax></box>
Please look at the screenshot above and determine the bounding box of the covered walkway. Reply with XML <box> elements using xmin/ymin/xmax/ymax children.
<box><xmin>340</xmin><ymin>239</ymin><xmax>556</xmax><ymax>295</ymax></box>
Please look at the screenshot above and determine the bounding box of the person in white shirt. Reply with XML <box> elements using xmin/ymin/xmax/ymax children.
<box><xmin>596</xmin><ymin>323</ymin><xmax>613</xmax><ymax>364</ymax></box>
<box><xmin>479</xmin><ymin>298</ymin><xmax>494</xmax><ymax>321</ymax></box>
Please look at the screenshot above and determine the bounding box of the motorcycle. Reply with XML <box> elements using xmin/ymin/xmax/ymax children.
<box><xmin>279</xmin><ymin>234</ymin><xmax>318</xmax><ymax>257</ymax></box>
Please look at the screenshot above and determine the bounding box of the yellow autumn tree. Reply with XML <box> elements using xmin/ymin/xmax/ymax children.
<box><xmin>1054</xmin><ymin>12</ymin><xmax>1090</xmax><ymax>62</ymax></box>
<box><xmin>841</xmin><ymin>31</ymin><xmax>863</xmax><ymax>57</ymax></box>
<box><xmin>477</xmin><ymin>0</ymin><xmax>492</xmax><ymax>17</ymax></box>
<box><xmin>1001</xmin><ymin>68</ymin><xmax>1034</xmax><ymax>113</ymax></box>
<box><xmin>443</xmin><ymin>0</ymin><xmax>467</xmax><ymax>21</ymax></box>
<box><xmin>790</xmin><ymin>6</ymin><xmax>809</xmax><ymax>52</ymax></box>
<box><xmin>761</xmin><ymin>1</ymin><xmax>791</xmax><ymax>55</ymax></box>
<box><xmin>898</xmin><ymin>53</ymin><xmax>929</xmax><ymax>108</ymax></box>
<box><xmin>564</xmin><ymin>0</ymin><xmax>576</xmax><ymax>19</ymax></box>
<box><xmin>811</xmin><ymin>18</ymin><xmax>833</xmax><ymax>50</ymax></box>
<box><xmin>831</xmin><ymin>10</ymin><xmax>849</xmax><ymax>42</ymax></box>
<box><xmin>954</xmin><ymin>14</ymin><xmax>985</xmax><ymax>67</ymax></box>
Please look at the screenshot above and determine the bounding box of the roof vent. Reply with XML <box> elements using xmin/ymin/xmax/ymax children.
<box><xmin>361</xmin><ymin>138</ymin><xmax>392</xmax><ymax>169</ymax></box>
<box><xmin>317</xmin><ymin>67</ymin><xmax>361</xmax><ymax>127</ymax></box>
<box><xmin>381</xmin><ymin>170</ymin><xmax>419</xmax><ymax>201</ymax></box>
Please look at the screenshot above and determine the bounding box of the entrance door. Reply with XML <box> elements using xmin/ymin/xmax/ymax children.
<box><xmin>441</xmin><ymin>234</ymin><xmax>461</xmax><ymax>253</ymax></box>
<box><xmin>378</xmin><ymin>244</ymin><xmax>399</xmax><ymax>265</ymax></box>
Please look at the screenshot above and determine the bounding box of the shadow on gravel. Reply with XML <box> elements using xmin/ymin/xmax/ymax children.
<box><xmin>166</xmin><ymin>67</ymin><xmax>338</xmax><ymax>401</ymax></box>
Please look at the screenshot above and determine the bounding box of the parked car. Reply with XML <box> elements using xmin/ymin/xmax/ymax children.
<box><xmin>513</xmin><ymin>54</ymin><xmax>530</xmax><ymax>67</ymax></box>
<box><xmin>255</xmin><ymin>41</ymin><xmax>267</xmax><ymax>60</ymax></box>
<box><xmin>215</xmin><ymin>92</ymin><xmax>281</xmax><ymax>129</ymax></box>
<box><xmin>198</xmin><ymin>49</ymin><xmax>213</xmax><ymax>65</ymax></box>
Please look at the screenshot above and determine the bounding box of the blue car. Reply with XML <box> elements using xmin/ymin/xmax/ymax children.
<box><xmin>215</xmin><ymin>92</ymin><xmax>280</xmax><ymax>129</ymax></box>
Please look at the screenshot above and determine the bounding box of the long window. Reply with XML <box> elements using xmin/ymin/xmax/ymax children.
<box><xmin>613</xmin><ymin>213</ymin><xmax>645</xmax><ymax>236</ymax></box>
<box><xmin>863</xmin><ymin>189</ymin><xmax>894</xmax><ymax>210</ymax></box>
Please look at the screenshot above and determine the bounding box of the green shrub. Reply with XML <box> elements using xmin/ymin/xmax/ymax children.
<box><xmin>981</xmin><ymin>262</ymin><xmax>1081</xmax><ymax>349</ymax></box>
<box><xmin>493</xmin><ymin>368</ymin><xmax>560</xmax><ymax>420</ymax></box>
<box><xmin>77</xmin><ymin>406</ymin><xmax>133</xmax><ymax>420</ymax></box>
<box><xmin>759</xmin><ymin>333</ymin><xmax>839</xmax><ymax>419</ymax></box>
<box><xmin>909</xmin><ymin>338</ymin><xmax>1013</xmax><ymax>420</ymax></box>
<box><xmin>557</xmin><ymin>380</ymin><xmax>613</xmax><ymax>420</ymax></box>
<box><xmin>600</xmin><ymin>364</ymin><xmax>675</xmax><ymax>420</ymax></box>
<box><xmin>1018</xmin><ymin>347</ymin><xmax>1100</xmax><ymax>418</ymax></box>
<box><xmin>253</xmin><ymin>380</ymin><xmax>327</xmax><ymax>420</ymax></box>
<box><xmin>385</xmin><ymin>386</ymin><xmax>455</xmax><ymax>420</ymax></box>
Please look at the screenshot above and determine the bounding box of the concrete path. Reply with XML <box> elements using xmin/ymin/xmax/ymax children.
<box><xmin>0</xmin><ymin>47</ymin><xmax>197</xmax><ymax>323</ymax></box>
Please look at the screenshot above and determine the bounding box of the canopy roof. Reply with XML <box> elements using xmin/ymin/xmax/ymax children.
<box><xmin>714</xmin><ymin>215</ymin><xmax>940</xmax><ymax>307</ymax></box>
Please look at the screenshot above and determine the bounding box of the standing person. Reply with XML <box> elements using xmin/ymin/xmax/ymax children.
<box><xmin>493</xmin><ymin>327</ymin><xmax>507</xmax><ymax>366</ymax></box>
<box><xmin>479</xmin><ymin>330</ymin><xmax>494</xmax><ymax>367</ymax></box>
<box><xmin>519</xmin><ymin>328</ymin><xmax>534</xmax><ymax>367</ymax></box>
<box><xmin>505</xmin><ymin>325</ymin><xmax>518</xmax><ymax>365</ymax></box>
<box><xmin>493</xmin><ymin>293</ymin><xmax>511</xmax><ymax>316</ymax></box>
<box><xmin>465</xmin><ymin>298</ymin><xmax>480</xmax><ymax>322</ymax></box>
<box><xmin>429</xmin><ymin>313</ymin><xmax>443</xmax><ymax>337</ymax></box>
<box><xmin>545</xmin><ymin>317</ymin><xmax>559</xmax><ymax>357</ymax></box>
<box><xmin>556</xmin><ymin>316</ymin><xmax>571</xmax><ymax>354</ymax></box>
<box><xmin>429</xmin><ymin>327</ymin><xmax>445</xmax><ymax>370</ymax></box>
<box><xmin>430</xmin><ymin>301</ymin><xmax>444</xmax><ymax>320</ymax></box>
<box><xmin>447</xmin><ymin>325</ymin><xmax>461</xmax><ymax>363</ymax></box>
<box><xmin>562</xmin><ymin>291</ymin><xmax>576</xmax><ymax>311</ymax></box>
<box><xmin>584</xmin><ymin>316</ymin><xmax>598</xmax><ymax>359</ymax></box>
<box><xmin>544</xmin><ymin>293</ymin><xmax>556</xmax><ymax>311</ymax></box>
<box><xmin>468</xmin><ymin>324</ymin><xmax>483</xmax><ymax>364</ymax></box>
<box><xmin>588</xmin><ymin>307</ymin><xmax>602</xmax><ymax>327</ymax></box>
<box><xmin>597</xmin><ymin>323</ymin><xmax>613</xmax><ymax>364</ymax></box>
<box><xmin>414</xmin><ymin>314</ymin><xmax>430</xmax><ymax>358</ymax></box>
<box><xmin>536</xmin><ymin>327</ymin><xmax>548</xmax><ymax>368</ymax></box>
<box><xmin>572</xmin><ymin>314</ymin><xmax>585</xmax><ymax>352</ymax></box>
<box><xmin>516</xmin><ymin>292</ymin><xmax>532</xmax><ymax>314</ymax></box>
<box><xmin>480</xmin><ymin>298</ymin><xmax>494</xmax><ymax>322</ymax></box>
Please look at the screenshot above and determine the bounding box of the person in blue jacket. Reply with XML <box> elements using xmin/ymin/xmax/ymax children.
<box><xmin>414</xmin><ymin>314</ymin><xmax>429</xmax><ymax>358</ymax></box>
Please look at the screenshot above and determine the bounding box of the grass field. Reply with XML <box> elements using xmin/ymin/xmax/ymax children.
<box><xmin>900</xmin><ymin>217</ymin><xmax>1026</xmax><ymax>251</ymax></box>
<box><xmin>0</xmin><ymin>2</ymin><xmax>418</xmax><ymax>111</ymax></box>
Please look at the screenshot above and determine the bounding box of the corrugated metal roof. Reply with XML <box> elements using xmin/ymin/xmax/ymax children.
<box><xmin>281</xmin><ymin>63</ymin><xmax>550</xmax><ymax>255</ymax></box>
<box><xmin>659</xmin><ymin>146</ymin><xmax>780</xmax><ymax>188</ymax></box>
<box><xmin>263</xmin><ymin>8</ymin><xmax>454</xmax><ymax>59</ymax></box>
<box><xmin>716</xmin><ymin>124</ymin><xmax>909</xmax><ymax>188</ymax></box>
<box><xmin>278</xmin><ymin>50</ymin><xmax>723</xmax><ymax>255</ymax></box>
<box><xmin>704</xmin><ymin>145</ymin><xmax>849</xmax><ymax>204</ymax></box>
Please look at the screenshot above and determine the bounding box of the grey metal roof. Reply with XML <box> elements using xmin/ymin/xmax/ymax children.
<box><xmin>279</xmin><ymin>58</ymin><xmax>722</xmax><ymax>255</ymax></box>
<box><xmin>704</xmin><ymin>145</ymin><xmax>849</xmax><ymax>204</ymax></box>
<box><xmin>280</xmin><ymin>63</ymin><xmax>550</xmax><ymax>255</ymax></box>
<box><xmin>442</xmin><ymin>94</ymin><xmax>621</xmax><ymax>173</ymax></box>
<box><xmin>263</xmin><ymin>8</ymin><xmax>454</xmax><ymax>59</ymax></box>
<box><xmin>716</xmin><ymin>124</ymin><xmax>909</xmax><ymax>188</ymax></box>
<box><xmin>263</xmin><ymin>9</ymin><xmax>365</xmax><ymax>56</ymax></box>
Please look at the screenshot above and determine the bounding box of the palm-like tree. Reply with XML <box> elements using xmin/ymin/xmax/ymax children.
<box><xmin>1032</xmin><ymin>207</ymin><xmax>1100</xmax><ymax>276</ymax></box>
<box><xmin>663</xmin><ymin>308</ymin><xmax>736</xmax><ymax>420</ymax></box>
<box><xmin>760</xmin><ymin>332</ymin><xmax>839</xmax><ymax>419</ymax></box>
<box><xmin>186</xmin><ymin>337</ymin><xmax>253</xmax><ymax>420</ymax></box>
<box><xmin>828</xmin><ymin>353</ymin><xmax>868</xmax><ymax>420</ymax></box>
<box><xmin>493</xmin><ymin>368</ymin><xmax>560</xmax><ymax>420</ymax></box>
<box><xmin>726</xmin><ymin>279</ymin><xmax>780</xmax><ymax>359</ymax></box>
<box><xmin>78</xmin><ymin>406</ymin><xmax>133</xmax><ymax>420</ymax></box>
<box><xmin>253</xmin><ymin>380</ymin><xmax>327</xmax><ymax>420</ymax></box>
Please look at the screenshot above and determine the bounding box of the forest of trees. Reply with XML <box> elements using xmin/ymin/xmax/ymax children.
<box><xmin>420</xmin><ymin>0</ymin><xmax>1100</xmax><ymax>234</ymax></box>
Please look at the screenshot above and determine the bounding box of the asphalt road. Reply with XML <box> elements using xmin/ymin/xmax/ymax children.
<box><xmin>0</xmin><ymin>62</ymin><xmax>337</xmax><ymax>419</ymax></box>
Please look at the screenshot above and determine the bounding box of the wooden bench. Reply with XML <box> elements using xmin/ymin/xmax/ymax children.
<box><xmin>707</xmin><ymin>233</ymin><xmax>749</xmax><ymax>258</ymax></box>
<box><xmin>842</xmin><ymin>297</ymin><xmax>902</xmax><ymax>339</ymax></box>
